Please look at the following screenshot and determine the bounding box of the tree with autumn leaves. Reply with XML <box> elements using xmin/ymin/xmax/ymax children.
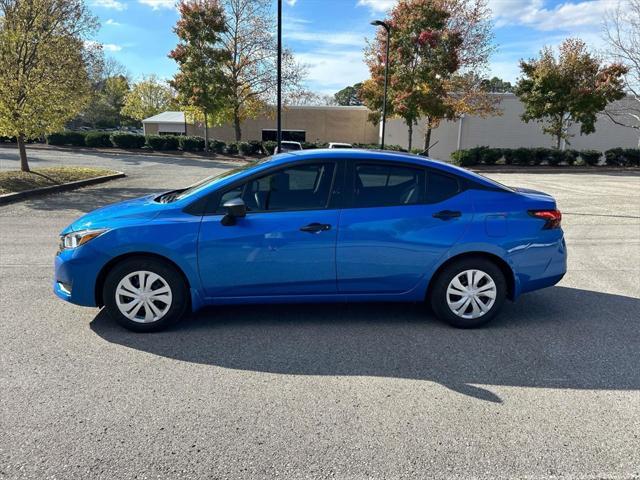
<box><xmin>0</xmin><ymin>0</ymin><xmax>99</xmax><ymax>171</ymax></box>
<box><xmin>516</xmin><ymin>39</ymin><xmax>628</xmax><ymax>148</ymax></box>
<box><xmin>170</xmin><ymin>0</ymin><xmax>307</xmax><ymax>142</ymax></box>
<box><xmin>169</xmin><ymin>0</ymin><xmax>228</xmax><ymax>150</ymax></box>
<box><xmin>361</xmin><ymin>0</ymin><xmax>496</xmax><ymax>153</ymax></box>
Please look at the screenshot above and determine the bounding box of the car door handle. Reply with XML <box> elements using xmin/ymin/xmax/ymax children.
<box><xmin>433</xmin><ymin>210</ymin><xmax>462</xmax><ymax>220</ymax></box>
<box><xmin>300</xmin><ymin>223</ymin><xmax>332</xmax><ymax>233</ymax></box>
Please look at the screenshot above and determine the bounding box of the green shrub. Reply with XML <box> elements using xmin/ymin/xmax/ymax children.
<box><xmin>145</xmin><ymin>135</ymin><xmax>165</xmax><ymax>150</ymax></box>
<box><xmin>580</xmin><ymin>150</ymin><xmax>601</xmax><ymax>166</ymax></box>
<box><xmin>511</xmin><ymin>148</ymin><xmax>534</xmax><ymax>165</ymax></box>
<box><xmin>84</xmin><ymin>131</ymin><xmax>112</xmax><ymax>148</ymax></box>
<box><xmin>46</xmin><ymin>131</ymin><xmax>86</xmax><ymax>146</ymax></box>
<box><xmin>623</xmin><ymin>148</ymin><xmax>640</xmax><ymax>167</ymax></box>
<box><xmin>209</xmin><ymin>139</ymin><xmax>226</xmax><ymax>154</ymax></box>
<box><xmin>179</xmin><ymin>136</ymin><xmax>205</xmax><ymax>151</ymax></box>
<box><xmin>384</xmin><ymin>144</ymin><xmax>408</xmax><ymax>152</ymax></box>
<box><xmin>564</xmin><ymin>149</ymin><xmax>579</xmax><ymax>166</ymax></box>
<box><xmin>163</xmin><ymin>135</ymin><xmax>180</xmax><ymax>150</ymax></box>
<box><xmin>479</xmin><ymin>147</ymin><xmax>502</xmax><ymax>165</ymax></box>
<box><xmin>226</xmin><ymin>142</ymin><xmax>239</xmax><ymax>155</ymax></box>
<box><xmin>262</xmin><ymin>140</ymin><xmax>277</xmax><ymax>155</ymax></box>
<box><xmin>605</xmin><ymin>148</ymin><xmax>640</xmax><ymax>167</ymax></box>
<box><xmin>0</xmin><ymin>136</ymin><xmax>16</xmax><ymax>143</ymax></box>
<box><xmin>145</xmin><ymin>135</ymin><xmax>179</xmax><ymax>150</ymax></box>
<box><xmin>547</xmin><ymin>149</ymin><xmax>564</xmax><ymax>166</ymax></box>
<box><xmin>302</xmin><ymin>141</ymin><xmax>318</xmax><ymax>150</ymax></box>
<box><xmin>450</xmin><ymin>149</ymin><xmax>477</xmax><ymax>167</ymax></box>
<box><xmin>605</xmin><ymin>148</ymin><xmax>625</xmax><ymax>166</ymax></box>
<box><xmin>237</xmin><ymin>142</ymin><xmax>252</xmax><ymax>155</ymax></box>
<box><xmin>501</xmin><ymin>148</ymin><xmax>514</xmax><ymax>165</ymax></box>
<box><xmin>248</xmin><ymin>140</ymin><xmax>262</xmax><ymax>155</ymax></box>
<box><xmin>531</xmin><ymin>147</ymin><xmax>552</xmax><ymax>165</ymax></box>
<box><xmin>110</xmin><ymin>132</ymin><xmax>145</xmax><ymax>149</ymax></box>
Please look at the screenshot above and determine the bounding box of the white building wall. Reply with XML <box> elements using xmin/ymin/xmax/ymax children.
<box><xmin>385</xmin><ymin>94</ymin><xmax>640</xmax><ymax>161</ymax></box>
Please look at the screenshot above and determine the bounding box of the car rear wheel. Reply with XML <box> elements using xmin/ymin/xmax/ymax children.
<box><xmin>430</xmin><ymin>258</ymin><xmax>506</xmax><ymax>328</ymax></box>
<box><xmin>103</xmin><ymin>258</ymin><xmax>189</xmax><ymax>332</ymax></box>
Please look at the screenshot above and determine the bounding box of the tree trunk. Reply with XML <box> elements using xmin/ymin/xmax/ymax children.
<box><xmin>17</xmin><ymin>134</ymin><xmax>29</xmax><ymax>172</ymax></box>
<box><xmin>203</xmin><ymin>110</ymin><xmax>209</xmax><ymax>152</ymax></box>
<box><xmin>407</xmin><ymin>122</ymin><xmax>413</xmax><ymax>151</ymax></box>
<box><xmin>233</xmin><ymin>108</ymin><xmax>241</xmax><ymax>142</ymax></box>
<box><xmin>423</xmin><ymin>126</ymin><xmax>433</xmax><ymax>156</ymax></box>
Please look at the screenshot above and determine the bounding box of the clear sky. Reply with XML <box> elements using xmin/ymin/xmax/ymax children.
<box><xmin>89</xmin><ymin>0</ymin><xmax>614</xmax><ymax>95</ymax></box>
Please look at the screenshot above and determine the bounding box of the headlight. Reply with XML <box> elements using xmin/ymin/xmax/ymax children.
<box><xmin>59</xmin><ymin>229</ymin><xmax>108</xmax><ymax>251</ymax></box>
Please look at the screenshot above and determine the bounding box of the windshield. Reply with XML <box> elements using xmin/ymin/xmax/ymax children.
<box><xmin>174</xmin><ymin>158</ymin><xmax>271</xmax><ymax>200</ymax></box>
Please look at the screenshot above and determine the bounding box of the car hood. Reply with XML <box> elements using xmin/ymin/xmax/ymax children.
<box><xmin>61</xmin><ymin>193</ymin><xmax>165</xmax><ymax>234</ymax></box>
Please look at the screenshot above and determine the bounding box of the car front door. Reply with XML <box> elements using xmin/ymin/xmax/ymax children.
<box><xmin>198</xmin><ymin>160</ymin><xmax>341</xmax><ymax>298</ymax></box>
<box><xmin>337</xmin><ymin>161</ymin><xmax>473</xmax><ymax>294</ymax></box>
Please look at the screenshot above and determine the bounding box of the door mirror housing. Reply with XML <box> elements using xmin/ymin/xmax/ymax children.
<box><xmin>221</xmin><ymin>197</ymin><xmax>247</xmax><ymax>226</ymax></box>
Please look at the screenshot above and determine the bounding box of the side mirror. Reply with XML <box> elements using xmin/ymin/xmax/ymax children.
<box><xmin>221</xmin><ymin>197</ymin><xmax>247</xmax><ymax>226</ymax></box>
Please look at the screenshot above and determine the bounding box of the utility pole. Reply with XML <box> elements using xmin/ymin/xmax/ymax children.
<box><xmin>277</xmin><ymin>0</ymin><xmax>282</xmax><ymax>152</ymax></box>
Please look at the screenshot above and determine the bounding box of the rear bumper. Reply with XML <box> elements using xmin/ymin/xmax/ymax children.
<box><xmin>511</xmin><ymin>235</ymin><xmax>567</xmax><ymax>297</ymax></box>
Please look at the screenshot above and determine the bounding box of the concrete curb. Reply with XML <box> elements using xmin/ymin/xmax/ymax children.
<box><xmin>0</xmin><ymin>171</ymin><xmax>126</xmax><ymax>205</ymax></box>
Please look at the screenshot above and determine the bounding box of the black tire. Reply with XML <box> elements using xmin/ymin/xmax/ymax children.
<box><xmin>430</xmin><ymin>257</ymin><xmax>507</xmax><ymax>328</ymax></box>
<box><xmin>103</xmin><ymin>257</ymin><xmax>189</xmax><ymax>332</ymax></box>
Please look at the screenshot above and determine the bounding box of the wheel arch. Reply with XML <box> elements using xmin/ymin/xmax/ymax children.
<box><xmin>426</xmin><ymin>251</ymin><xmax>516</xmax><ymax>301</ymax></box>
<box><xmin>95</xmin><ymin>252</ymin><xmax>192</xmax><ymax>307</ymax></box>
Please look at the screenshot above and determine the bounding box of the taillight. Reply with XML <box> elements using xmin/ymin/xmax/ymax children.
<box><xmin>528</xmin><ymin>209</ymin><xmax>562</xmax><ymax>229</ymax></box>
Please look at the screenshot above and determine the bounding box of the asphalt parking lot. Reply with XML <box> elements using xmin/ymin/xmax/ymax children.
<box><xmin>1</xmin><ymin>147</ymin><xmax>639</xmax><ymax>479</ymax></box>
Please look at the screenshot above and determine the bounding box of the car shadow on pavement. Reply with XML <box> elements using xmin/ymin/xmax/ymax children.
<box><xmin>91</xmin><ymin>286</ymin><xmax>640</xmax><ymax>403</ymax></box>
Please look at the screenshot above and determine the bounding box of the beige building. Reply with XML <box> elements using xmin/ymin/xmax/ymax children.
<box><xmin>386</xmin><ymin>94</ymin><xmax>639</xmax><ymax>160</ymax></box>
<box><xmin>142</xmin><ymin>106</ymin><xmax>379</xmax><ymax>145</ymax></box>
<box><xmin>142</xmin><ymin>95</ymin><xmax>639</xmax><ymax>161</ymax></box>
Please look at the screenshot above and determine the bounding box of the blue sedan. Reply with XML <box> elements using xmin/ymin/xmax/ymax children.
<box><xmin>54</xmin><ymin>149</ymin><xmax>567</xmax><ymax>331</ymax></box>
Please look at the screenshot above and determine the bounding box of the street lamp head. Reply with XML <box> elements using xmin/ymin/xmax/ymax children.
<box><xmin>370</xmin><ymin>20</ymin><xmax>390</xmax><ymax>31</ymax></box>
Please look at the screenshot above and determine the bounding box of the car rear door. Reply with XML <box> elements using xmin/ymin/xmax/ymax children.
<box><xmin>197</xmin><ymin>160</ymin><xmax>343</xmax><ymax>298</ymax></box>
<box><xmin>336</xmin><ymin>160</ymin><xmax>473</xmax><ymax>294</ymax></box>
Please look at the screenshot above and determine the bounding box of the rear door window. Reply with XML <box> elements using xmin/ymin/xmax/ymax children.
<box><xmin>353</xmin><ymin>163</ymin><xmax>425</xmax><ymax>208</ymax></box>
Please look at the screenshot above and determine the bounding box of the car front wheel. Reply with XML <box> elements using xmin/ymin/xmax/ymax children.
<box><xmin>430</xmin><ymin>258</ymin><xmax>507</xmax><ymax>328</ymax></box>
<box><xmin>103</xmin><ymin>257</ymin><xmax>189</xmax><ymax>332</ymax></box>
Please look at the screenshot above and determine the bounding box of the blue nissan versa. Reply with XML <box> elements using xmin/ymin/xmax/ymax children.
<box><xmin>54</xmin><ymin>149</ymin><xmax>566</xmax><ymax>332</ymax></box>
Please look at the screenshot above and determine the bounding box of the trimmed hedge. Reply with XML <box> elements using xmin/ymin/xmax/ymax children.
<box><xmin>85</xmin><ymin>131</ymin><xmax>112</xmax><ymax>148</ymax></box>
<box><xmin>46</xmin><ymin>131</ymin><xmax>86</xmax><ymax>146</ymax></box>
<box><xmin>580</xmin><ymin>150</ymin><xmax>601</xmax><ymax>166</ymax></box>
<box><xmin>451</xmin><ymin>147</ymin><xmax>640</xmax><ymax>167</ymax></box>
<box><xmin>146</xmin><ymin>135</ymin><xmax>180</xmax><ymax>150</ymax></box>
<box><xmin>110</xmin><ymin>132</ymin><xmax>145</xmax><ymax>149</ymax></box>
<box><xmin>605</xmin><ymin>148</ymin><xmax>640</xmax><ymax>167</ymax></box>
<box><xmin>225</xmin><ymin>142</ymin><xmax>239</xmax><ymax>155</ymax></box>
<box><xmin>179</xmin><ymin>136</ymin><xmax>205</xmax><ymax>151</ymax></box>
<box><xmin>209</xmin><ymin>139</ymin><xmax>226</xmax><ymax>154</ymax></box>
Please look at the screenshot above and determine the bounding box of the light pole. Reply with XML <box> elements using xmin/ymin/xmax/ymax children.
<box><xmin>371</xmin><ymin>20</ymin><xmax>390</xmax><ymax>150</ymax></box>
<box><xmin>277</xmin><ymin>0</ymin><xmax>282</xmax><ymax>152</ymax></box>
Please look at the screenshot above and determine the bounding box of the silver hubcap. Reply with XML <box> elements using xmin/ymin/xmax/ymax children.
<box><xmin>115</xmin><ymin>271</ymin><xmax>173</xmax><ymax>323</ymax></box>
<box><xmin>446</xmin><ymin>269</ymin><xmax>497</xmax><ymax>319</ymax></box>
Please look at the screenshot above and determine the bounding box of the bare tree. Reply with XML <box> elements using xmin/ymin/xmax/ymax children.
<box><xmin>219</xmin><ymin>0</ymin><xmax>306</xmax><ymax>141</ymax></box>
<box><xmin>603</xmin><ymin>0</ymin><xmax>640</xmax><ymax>142</ymax></box>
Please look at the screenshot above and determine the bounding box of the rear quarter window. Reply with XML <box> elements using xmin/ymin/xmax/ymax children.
<box><xmin>426</xmin><ymin>171</ymin><xmax>460</xmax><ymax>203</ymax></box>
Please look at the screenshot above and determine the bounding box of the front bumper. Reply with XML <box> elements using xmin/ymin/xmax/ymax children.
<box><xmin>53</xmin><ymin>247</ymin><xmax>107</xmax><ymax>307</ymax></box>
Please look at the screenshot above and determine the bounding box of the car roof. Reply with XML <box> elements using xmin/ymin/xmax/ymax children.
<box><xmin>269</xmin><ymin>148</ymin><xmax>511</xmax><ymax>191</ymax></box>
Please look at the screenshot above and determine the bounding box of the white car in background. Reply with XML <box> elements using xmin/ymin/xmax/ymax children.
<box><xmin>274</xmin><ymin>141</ymin><xmax>303</xmax><ymax>153</ymax></box>
<box><xmin>328</xmin><ymin>142</ymin><xmax>353</xmax><ymax>149</ymax></box>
